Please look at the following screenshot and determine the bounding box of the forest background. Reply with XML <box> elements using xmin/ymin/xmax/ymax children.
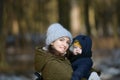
<box><xmin>0</xmin><ymin>0</ymin><xmax>120</xmax><ymax>80</ymax></box>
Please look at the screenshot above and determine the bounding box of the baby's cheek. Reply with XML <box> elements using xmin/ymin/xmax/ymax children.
<box><xmin>79</xmin><ymin>49</ymin><xmax>82</xmax><ymax>54</ymax></box>
<box><xmin>73</xmin><ymin>50</ymin><xmax>76</xmax><ymax>53</ymax></box>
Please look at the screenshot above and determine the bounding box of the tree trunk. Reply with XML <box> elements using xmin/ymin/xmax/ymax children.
<box><xmin>83</xmin><ymin>0</ymin><xmax>91</xmax><ymax>35</ymax></box>
<box><xmin>58</xmin><ymin>0</ymin><xmax>70</xmax><ymax>30</ymax></box>
<box><xmin>0</xmin><ymin>0</ymin><xmax>3</xmax><ymax>35</ymax></box>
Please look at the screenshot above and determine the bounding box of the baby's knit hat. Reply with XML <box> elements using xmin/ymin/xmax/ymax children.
<box><xmin>46</xmin><ymin>23</ymin><xmax>72</xmax><ymax>47</ymax></box>
<box><xmin>73</xmin><ymin>40</ymin><xmax>82</xmax><ymax>48</ymax></box>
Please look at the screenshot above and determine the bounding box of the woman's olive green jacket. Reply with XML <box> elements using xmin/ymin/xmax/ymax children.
<box><xmin>34</xmin><ymin>47</ymin><xmax>73</xmax><ymax>80</ymax></box>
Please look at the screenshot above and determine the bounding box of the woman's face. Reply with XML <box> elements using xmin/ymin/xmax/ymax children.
<box><xmin>51</xmin><ymin>37</ymin><xmax>70</xmax><ymax>55</ymax></box>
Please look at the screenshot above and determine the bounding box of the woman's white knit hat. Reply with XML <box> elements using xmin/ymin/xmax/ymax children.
<box><xmin>46</xmin><ymin>23</ymin><xmax>72</xmax><ymax>47</ymax></box>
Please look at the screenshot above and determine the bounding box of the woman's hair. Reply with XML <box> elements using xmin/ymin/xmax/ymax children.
<box><xmin>47</xmin><ymin>45</ymin><xmax>61</xmax><ymax>56</ymax></box>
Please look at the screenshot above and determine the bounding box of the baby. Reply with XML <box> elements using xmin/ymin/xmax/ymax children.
<box><xmin>68</xmin><ymin>34</ymin><xmax>100</xmax><ymax>80</ymax></box>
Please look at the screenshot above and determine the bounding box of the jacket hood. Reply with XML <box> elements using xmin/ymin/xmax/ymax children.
<box><xmin>73</xmin><ymin>35</ymin><xmax>92</xmax><ymax>57</ymax></box>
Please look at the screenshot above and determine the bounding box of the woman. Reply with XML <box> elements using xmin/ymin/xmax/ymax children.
<box><xmin>34</xmin><ymin>23</ymin><xmax>73</xmax><ymax>80</ymax></box>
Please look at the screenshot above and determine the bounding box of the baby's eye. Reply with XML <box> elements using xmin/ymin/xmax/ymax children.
<box><xmin>73</xmin><ymin>46</ymin><xmax>77</xmax><ymax>48</ymax></box>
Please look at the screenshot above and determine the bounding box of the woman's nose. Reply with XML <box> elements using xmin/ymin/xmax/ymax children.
<box><xmin>63</xmin><ymin>42</ymin><xmax>68</xmax><ymax>47</ymax></box>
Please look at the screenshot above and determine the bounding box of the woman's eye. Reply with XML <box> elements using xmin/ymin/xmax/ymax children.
<box><xmin>58</xmin><ymin>37</ymin><xmax>70</xmax><ymax>45</ymax></box>
<box><xmin>67</xmin><ymin>41</ymin><xmax>70</xmax><ymax>45</ymax></box>
<box><xmin>59</xmin><ymin>38</ymin><xmax>64</xmax><ymax>41</ymax></box>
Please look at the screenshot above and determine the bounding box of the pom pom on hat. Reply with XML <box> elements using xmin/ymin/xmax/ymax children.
<box><xmin>46</xmin><ymin>23</ymin><xmax>72</xmax><ymax>47</ymax></box>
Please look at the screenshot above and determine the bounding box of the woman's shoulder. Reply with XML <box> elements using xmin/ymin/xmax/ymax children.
<box><xmin>35</xmin><ymin>46</ymin><xmax>55</xmax><ymax>59</ymax></box>
<box><xmin>35</xmin><ymin>46</ymin><xmax>47</xmax><ymax>53</ymax></box>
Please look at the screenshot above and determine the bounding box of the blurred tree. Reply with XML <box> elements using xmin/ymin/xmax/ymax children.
<box><xmin>83</xmin><ymin>0</ymin><xmax>91</xmax><ymax>36</ymax></box>
<box><xmin>0</xmin><ymin>0</ymin><xmax>9</xmax><ymax>70</ymax></box>
<box><xmin>0</xmin><ymin>0</ymin><xmax>3</xmax><ymax>35</ymax></box>
<box><xmin>58</xmin><ymin>0</ymin><xmax>70</xmax><ymax>29</ymax></box>
<box><xmin>77</xmin><ymin>0</ymin><xmax>91</xmax><ymax>36</ymax></box>
<box><xmin>116</xmin><ymin>0</ymin><xmax>120</xmax><ymax>35</ymax></box>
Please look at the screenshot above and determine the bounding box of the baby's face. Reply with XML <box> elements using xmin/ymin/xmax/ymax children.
<box><xmin>73</xmin><ymin>46</ymin><xmax>82</xmax><ymax>55</ymax></box>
